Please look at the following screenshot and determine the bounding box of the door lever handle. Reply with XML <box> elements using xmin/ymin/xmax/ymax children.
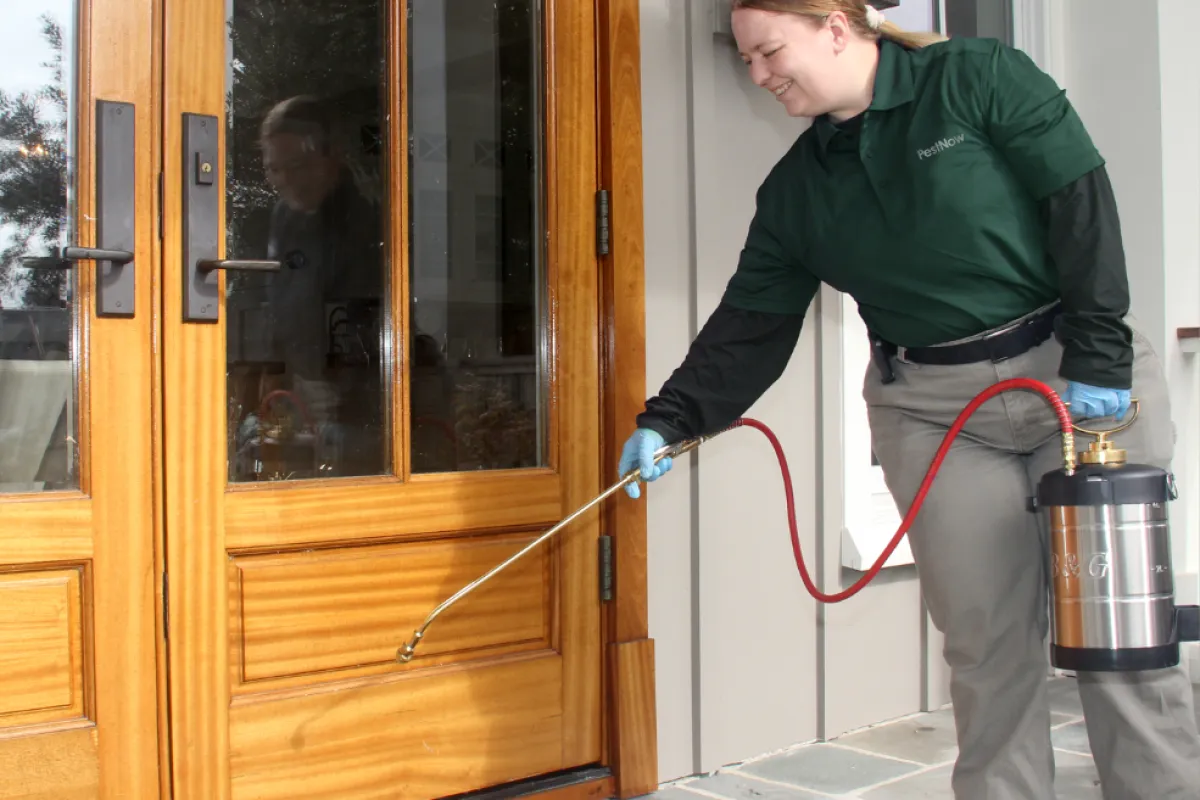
<box><xmin>21</xmin><ymin>246</ymin><xmax>135</xmax><ymax>268</ymax></box>
<box><xmin>65</xmin><ymin>246</ymin><xmax>135</xmax><ymax>264</ymax></box>
<box><xmin>197</xmin><ymin>259</ymin><xmax>281</xmax><ymax>273</ymax></box>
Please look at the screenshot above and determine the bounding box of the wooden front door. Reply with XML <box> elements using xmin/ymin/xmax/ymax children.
<box><xmin>0</xmin><ymin>0</ymin><xmax>160</xmax><ymax>797</ymax></box>
<box><xmin>160</xmin><ymin>0</ymin><xmax>604</xmax><ymax>798</ymax></box>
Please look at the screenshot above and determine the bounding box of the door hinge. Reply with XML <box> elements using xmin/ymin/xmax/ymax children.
<box><xmin>599</xmin><ymin>534</ymin><xmax>614</xmax><ymax>602</ymax></box>
<box><xmin>162</xmin><ymin>571</ymin><xmax>169</xmax><ymax>641</ymax></box>
<box><xmin>596</xmin><ymin>189</ymin><xmax>610</xmax><ymax>256</ymax></box>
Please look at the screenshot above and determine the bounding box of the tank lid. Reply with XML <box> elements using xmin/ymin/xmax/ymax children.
<box><xmin>1037</xmin><ymin>463</ymin><xmax>1176</xmax><ymax>507</ymax></box>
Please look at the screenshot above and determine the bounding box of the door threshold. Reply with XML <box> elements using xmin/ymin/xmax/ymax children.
<box><xmin>443</xmin><ymin>766</ymin><xmax>614</xmax><ymax>800</ymax></box>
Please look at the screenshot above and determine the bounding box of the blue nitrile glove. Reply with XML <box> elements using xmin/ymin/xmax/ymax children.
<box><xmin>1061</xmin><ymin>381</ymin><xmax>1132</xmax><ymax>421</ymax></box>
<box><xmin>618</xmin><ymin>428</ymin><xmax>672</xmax><ymax>500</ymax></box>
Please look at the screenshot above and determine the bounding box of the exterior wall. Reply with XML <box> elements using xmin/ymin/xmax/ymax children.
<box><xmin>641</xmin><ymin>3</ymin><xmax>819</xmax><ymax>778</ymax></box>
<box><xmin>641</xmin><ymin>0</ymin><xmax>1200</xmax><ymax>784</ymax></box>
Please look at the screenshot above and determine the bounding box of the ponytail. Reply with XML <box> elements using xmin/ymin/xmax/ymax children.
<box><xmin>876</xmin><ymin>19</ymin><xmax>948</xmax><ymax>50</ymax></box>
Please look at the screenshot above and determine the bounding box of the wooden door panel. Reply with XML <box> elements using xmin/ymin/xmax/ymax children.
<box><xmin>0</xmin><ymin>0</ymin><xmax>158</xmax><ymax>796</ymax></box>
<box><xmin>162</xmin><ymin>0</ymin><xmax>602</xmax><ymax>797</ymax></box>
<box><xmin>0</xmin><ymin>728</ymin><xmax>99</xmax><ymax>800</ymax></box>
<box><xmin>229</xmin><ymin>531</ymin><xmax>551</xmax><ymax>689</ymax></box>
<box><xmin>228</xmin><ymin>656</ymin><xmax>564</xmax><ymax>800</ymax></box>
<box><xmin>0</xmin><ymin>569</ymin><xmax>87</xmax><ymax>726</ymax></box>
<box><xmin>224</xmin><ymin>472</ymin><xmax>562</xmax><ymax>549</ymax></box>
<box><xmin>0</xmin><ymin>502</ymin><xmax>92</xmax><ymax>562</ymax></box>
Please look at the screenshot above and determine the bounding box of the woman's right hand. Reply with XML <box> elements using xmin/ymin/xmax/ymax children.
<box><xmin>617</xmin><ymin>428</ymin><xmax>672</xmax><ymax>499</ymax></box>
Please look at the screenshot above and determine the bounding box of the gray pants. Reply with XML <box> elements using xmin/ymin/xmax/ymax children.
<box><xmin>864</xmin><ymin>317</ymin><xmax>1200</xmax><ymax>799</ymax></box>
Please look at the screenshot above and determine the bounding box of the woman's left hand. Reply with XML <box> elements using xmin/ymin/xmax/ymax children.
<box><xmin>1061</xmin><ymin>381</ymin><xmax>1132</xmax><ymax>421</ymax></box>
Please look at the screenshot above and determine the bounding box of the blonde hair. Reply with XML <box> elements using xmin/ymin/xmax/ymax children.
<box><xmin>730</xmin><ymin>0</ymin><xmax>947</xmax><ymax>50</ymax></box>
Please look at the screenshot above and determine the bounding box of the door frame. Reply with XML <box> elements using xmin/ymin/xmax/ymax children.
<box><xmin>141</xmin><ymin>0</ymin><xmax>657</xmax><ymax>797</ymax></box>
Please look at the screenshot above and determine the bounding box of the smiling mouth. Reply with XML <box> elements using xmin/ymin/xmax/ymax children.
<box><xmin>772</xmin><ymin>81</ymin><xmax>793</xmax><ymax>97</ymax></box>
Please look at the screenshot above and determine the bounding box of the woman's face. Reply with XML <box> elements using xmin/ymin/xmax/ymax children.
<box><xmin>733</xmin><ymin>9</ymin><xmax>847</xmax><ymax>119</ymax></box>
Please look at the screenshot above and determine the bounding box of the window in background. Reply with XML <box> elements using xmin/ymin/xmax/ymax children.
<box><xmin>939</xmin><ymin>0</ymin><xmax>1013</xmax><ymax>44</ymax></box>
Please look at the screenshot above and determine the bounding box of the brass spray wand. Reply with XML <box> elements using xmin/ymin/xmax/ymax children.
<box><xmin>395</xmin><ymin>431</ymin><xmax>720</xmax><ymax>663</ymax></box>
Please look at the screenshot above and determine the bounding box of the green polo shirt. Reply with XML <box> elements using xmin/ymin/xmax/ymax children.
<box><xmin>723</xmin><ymin>36</ymin><xmax>1112</xmax><ymax>373</ymax></box>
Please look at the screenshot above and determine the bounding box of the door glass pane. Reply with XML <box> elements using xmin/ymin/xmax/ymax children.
<box><xmin>0</xmin><ymin>4</ymin><xmax>79</xmax><ymax>494</ymax></box>
<box><xmin>409</xmin><ymin>0</ymin><xmax>548</xmax><ymax>474</ymax></box>
<box><xmin>224</xmin><ymin>0</ymin><xmax>390</xmax><ymax>483</ymax></box>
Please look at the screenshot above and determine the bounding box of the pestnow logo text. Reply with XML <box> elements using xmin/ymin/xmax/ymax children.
<box><xmin>917</xmin><ymin>133</ymin><xmax>966</xmax><ymax>160</ymax></box>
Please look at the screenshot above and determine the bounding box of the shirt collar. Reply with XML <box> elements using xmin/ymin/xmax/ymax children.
<box><xmin>812</xmin><ymin>39</ymin><xmax>915</xmax><ymax>151</ymax></box>
<box><xmin>870</xmin><ymin>39</ymin><xmax>916</xmax><ymax>111</ymax></box>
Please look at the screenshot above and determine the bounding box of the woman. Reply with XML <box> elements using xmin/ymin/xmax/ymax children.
<box><xmin>618</xmin><ymin>2</ymin><xmax>1200</xmax><ymax>797</ymax></box>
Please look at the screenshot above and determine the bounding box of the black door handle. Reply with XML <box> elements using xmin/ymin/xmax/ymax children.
<box><xmin>18</xmin><ymin>101</ymin><xmax>137</xmax><ymax>317</ymax></box>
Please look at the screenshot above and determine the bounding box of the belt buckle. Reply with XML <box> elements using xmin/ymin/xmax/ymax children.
<box><xmin>983</xmin><ymin>314</ymin><xmax>1041</xmax><ymax>363</ymax></box>
<box><xmin>981</xmin><ymin>324</ymin><xmax>1016</xmax><ymax>363</ymax></box>
<box><xmin>982</xmin><ymin>318</ymin><xmax>1021</xmax><ymax>343</ymax></box>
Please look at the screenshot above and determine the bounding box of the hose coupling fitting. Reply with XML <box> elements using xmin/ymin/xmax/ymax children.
<box><xmin>1062</xmin><ymin>430</ymin><xmax>1077</xmax><ymax>476</ymax></box>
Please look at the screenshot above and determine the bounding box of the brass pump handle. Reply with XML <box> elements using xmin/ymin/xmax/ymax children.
<box><xmin>1070</xmin><ymin>398</ymin><xmax>1140</xmax><ymax>440</ymax></box>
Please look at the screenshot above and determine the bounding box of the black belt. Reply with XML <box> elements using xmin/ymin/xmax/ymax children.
<box><xmin>869</xmin><ymin>304</ymin><xmax>1061</xmax><ymax>383</ymax></box>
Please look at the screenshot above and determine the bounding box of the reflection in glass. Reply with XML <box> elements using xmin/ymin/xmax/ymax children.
<box><xmin>224</xmin><ymin>0</ymin><xmax>390</xmax><ymax>482</ymax></box>
<box><xmin>0</xmin><ymin>5</ymin><xmax>79</xmax><ymax>494</ymax></box>
<box><xmin>409</xmin><ymin>0</ymin><xmax>548</xmax><ymax>474</ymax></box>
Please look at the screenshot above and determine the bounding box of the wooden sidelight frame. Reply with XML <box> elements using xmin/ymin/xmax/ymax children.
<box><xmin>491</xmin><ymin>2</ymin><xmax>658</xmax><ymax>797</ymax></box>
<box><xmin>597</xmin><ymin>0</ymin><xmax>656</xmax><ymax>798</ymax></box>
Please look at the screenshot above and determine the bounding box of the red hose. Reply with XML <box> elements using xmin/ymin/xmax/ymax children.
<box><xmin>727</xmin><ymin>378</ymin><xmax>1074</xmax><ymax>603</ymax></box>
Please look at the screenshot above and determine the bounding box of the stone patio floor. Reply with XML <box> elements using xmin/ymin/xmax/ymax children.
<box><xmin>638</xmin><ymin>676</ymin><xmax>1200</xmax><ymax>800</ymax></box>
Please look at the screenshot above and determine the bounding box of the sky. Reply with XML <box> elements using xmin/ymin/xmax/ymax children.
<box><xmin>0</xmin><ymin>3</ymin><xmax>72</xmax><ymax>96</ymax></box>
